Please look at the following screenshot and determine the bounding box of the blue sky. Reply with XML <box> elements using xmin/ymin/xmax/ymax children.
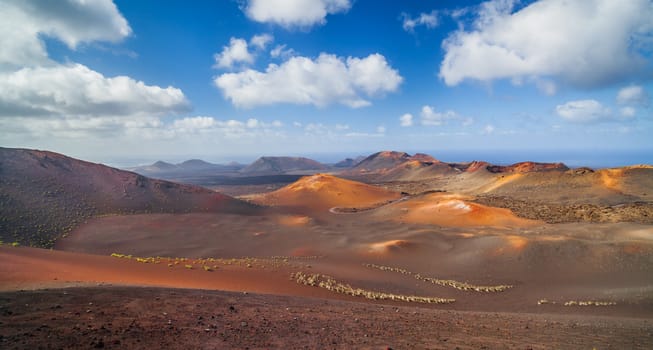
<box><xmin>0</xmin><ymin>0</ymin><xmax>652</xmax><ymax>165</ymax></box>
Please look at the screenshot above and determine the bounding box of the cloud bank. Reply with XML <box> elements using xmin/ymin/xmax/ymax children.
<box><xmin>0</xmin><ymin>0</ymin><xmax>190</xmax><ymax>125</ymax></box>
<box><xmin>440</xmin><ymin>0</ymin><xmax>653</xmax><ymax>91</ymax></box>
<box><xmin>215</xmin><ymin>53</ymin><xmax>402</xmax><ymax>108</ymax></box>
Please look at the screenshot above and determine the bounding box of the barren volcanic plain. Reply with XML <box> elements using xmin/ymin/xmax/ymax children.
<box><xmin>1</xmin><ymin>148</ymin><xmax>653</xmax><ymax>349</ymax></box>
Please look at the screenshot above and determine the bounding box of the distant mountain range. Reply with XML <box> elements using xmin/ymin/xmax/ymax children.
<box><xmin>340</xmin><ymin>150</ymin><xmax>570</xmax><ymax>182</ymax></box>
<box><xmin>126</xmin><ymin>150</ymin><xmax>575</xmax><ymax>182</ymax></box>
<box><xmin>1</xmin><ymin>147</ymin><xmax>652</xmax><ymax>248</ymax></box>
<box><xmin>333</xmin><ymin>156</ymin><xmax>366</xmax><ymax>168</ymax></box>
<box><xmin>129</xmin><ymin>159</ymin><xmax>244</xmax><ymax>174</ymax></box>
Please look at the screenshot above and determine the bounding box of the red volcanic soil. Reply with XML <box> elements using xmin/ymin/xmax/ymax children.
<box><xmin>0</xmin><ymin>246</ymin><xmax>301</xmax><ymax>296</ymax></box>
<box><xmin>346</xmin><ymin>150</ymin><xmax>413</xmax><ymax>173</ymax></box>
<box><xmin>2</xmin><ymin>286</ymin><xmax>651</xmax><ymax>349</ymax></box>
<box><xmin>376</xmin><ymin>160</ymin><xmax>458</xmax><ymax>182</ymax></box>
<box><xmin>409</xmin><ymin>152</ymin><xmax>440</xmax><ymax>163</ymax></box>
<box><xmin>248</xmin><ymin>173</ymin><xmax>402</xmax><ymax>211</ymax></box>
<box><xmin>376</xmin><ymin>193</ymin><xmax>540</xmax><ymax>228</ymax></box>
<box><xmin>56</xmin><ymin>213</ymin><xmax>327</xmax><ymax>258</ymax></box>
<box><xmin>460</xmin><ymin>160</ymin><xmax>491</xmax><ymax>172</ymax></box>
<box><xmin>0</xmin><ymin>147</ymin><xmax>258</xmax><ymax>247</ymax></box>
<box><xmin>3</xmin><ymin>148</ymin><xmax>653</xmax><ymax>348</ymax></box>
<box><xmin>2</xmin><ymin>242</ymin><xmax>653</xmax><ymax>348</ymax></box>
<box><xmin>342</xmin><ymin>152</ymin><xmax>571</xmax><ymax>182</ymax></box>
<box><xmin>340</xmin><ymin>151</ymin><xmax>452</xmax><ymax>181</ymax></box>
<box><xmin>54</xmin><ymin>211</ymin><xmax>653</xmax><ymax>316</ymax></box>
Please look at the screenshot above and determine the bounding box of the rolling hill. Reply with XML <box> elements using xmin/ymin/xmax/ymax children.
<box><xmin>373</xmin><ymin>192</ymin><xmax>539</xmax><ymax>228</ymax></box>
<box><xmin>240</xmin><ymin>156</ymin><xmax>328</xmax><ymax>175</ymax></box>
<box><xmin>248</xmin><ymin>173</ymin><xmax>402</xmax><ymax>211</ymax></box>
<box><xmin>347</xmin><ymin>151</ymin><xmax>413</xmax><ymax>173</ymax></box>
<box><xmin>0</xmin><ymin>148</ymin><xmax>259</xmax><ymax>247</ymax></box>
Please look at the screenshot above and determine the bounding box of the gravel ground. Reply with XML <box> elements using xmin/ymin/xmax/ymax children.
<box><xmin>1</xmin><ymin>286</ymin><xmax>651</xmax><ymax>349</ymax></box>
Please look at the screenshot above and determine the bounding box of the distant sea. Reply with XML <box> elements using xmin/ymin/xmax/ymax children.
<box><xmin>102</xmin><ymin>149</ymin><xmax>652</xmax><ymax>169</ymax></box>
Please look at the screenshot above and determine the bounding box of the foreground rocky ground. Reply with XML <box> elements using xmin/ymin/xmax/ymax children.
<box><xmin>1</xmin><ymin>287</ymin><xmax>651</xmax><ymax>349</ymax></box>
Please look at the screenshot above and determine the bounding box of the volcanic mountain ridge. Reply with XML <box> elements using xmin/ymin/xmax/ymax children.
<box><xmin>240</xmin><ymin>156</ymin><xmax>328</xmax><ymax>175</ymax></box>
<box><xmin>0</xmin><ymin>147</ymin><xmax>258</xmax><ymax>247</ymax></box>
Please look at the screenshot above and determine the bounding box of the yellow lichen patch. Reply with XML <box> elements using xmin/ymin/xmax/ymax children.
<box><xmin>363</xmin><ymin>263</ymin><xmax>513</xmax><ymax>293</ymax></box>
<box><xmin>292</xmin><ymin>272</ymin><xmax>455</xmax><ymax>304</ymax></box>
<box><xmin>109</xmin><ymin>252</ymin><xmax>321</xmax><ymax>270</ymax></box>
<box><xmin>564</xmin><ymin>300</ymin><xmax>617</xmax><ymax>306</ymax></box>
<box><xmin>537</xmin><ymin>299</ymin><xmax>616</xmax><ymax>306</ymax></box>
<box><xmin>363</xmin><ymin>263</ymin><xmax>411</xmax><ymax>275</ymax></box>
<box><xmin>415</xmin><ymin>274</ymin><xmax>513</xmax><ymax>293</ymax></box>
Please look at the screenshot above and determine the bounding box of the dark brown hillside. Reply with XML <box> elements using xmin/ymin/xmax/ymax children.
<box><xmin>240</xmin><ymin>156</ymin><xmax>327</xmax><ymax>175</ymax></box>
<box><xmin>486</xmin><ymin>161</ymin><xmax>569</xmax><ymax>173</ymax></box>
<box><xmin>333</xmin><ymin>156</ymin><xmax>365</xmax><ymax>168</ymax></box>
<box><xmin>349</xmin><ymin>151</ymin><xmax>412</xmax><ymax>173</ymax></box>
<box><xmin>0</xmin><ymin>148</ymin><xmax>259</xmax><ymax>247</ymax></box>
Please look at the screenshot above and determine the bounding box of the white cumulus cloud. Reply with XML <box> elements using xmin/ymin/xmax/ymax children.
<box><xmin>214</xmin><ymin>53</ymin><xmax>402</xmax><ymax>108</ymax></box>
<box><xmin>0</xmin><ymin>64</ymin><xmax>189</xmax><ymax>118</ymax></box>
<box><xmin>0</xmin><ymin>0</ymin><xmax>131</xmax><ymax>67</ymax></box>
<box><xmin>270</xmin><ymin>44</ymin><xmax>296</xmax><ymax>59</ymax></box>
<box><xmin>250</xmin><ymin>33</ymin><xmax>274</xmax><ymax>50</ymax></box>
<box><xmin>0</xmin><ymin>0</ymin><xmax>192</xmax><ymax>146</ymax></box>
<box><xmin>620</xmin><ymin>106</ymin><xmax>636</xmax><ymax>118</ymax></box>
<box><xmin>401</xmin><ymin>11</ymin><xmax>438</xmax><ymax>32</ymax></box>
<box><xmin>420</xmin><ymin>105</ymin><xmax>460</xmax><ymax>126</ymax></box>
<box><xmin>346</xmin><ymin>54</ymin><xmax>403</xmax><ymax>96</ymax></box>
<box><xmin>172</xmin><ymin>116</ymin><xmax>218</xmax><ymax>133</ymax></box>
<box><xmin>214</xmin><ymin>38</ymin><xmax>254</xmax><ymax>69</ymax></box>
<box><xmin>440</xmin><ymin>0</ymin><xmax>653</xmax><ymax>90</ymax></box>
<box><xmin>169</xmin><ymin>116</ymin><xmax>282</xmax><ymax>138</ymax></box>
<box><xmin>482</xmin><ymin>124</ymin><xmax>495</xmax><ymax>135</ymax></box>
<box><xmin>617</xmin><ymin>85</ymin><xmax>650</xmax><ymax>106</ymax></box>
<box><xmin>399</xmin><ymin>113</ymin><xmax>414</xmax><ymax>127</ymax></box>
<box><xmin>214</xmin><ymin>34</ymin><xmax>274</xmax><ymax>69</ymax></box>
<box><xmin>555</xmin><ymin>99</ymin><xmax>612</xmax><ymax>123</ymax></box>
<box><xmin>244</xmin><ymin>0</ymin><xmax>351</xmax><ymax>29</ymax></box>
<box><xmin>0</xmin><ymin>0</ymin><xmax>189</xmax><ymax>120</ymax></box>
